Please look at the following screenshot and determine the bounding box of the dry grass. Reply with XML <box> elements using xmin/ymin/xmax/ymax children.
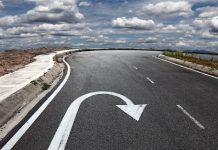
<box><xmin>163</xmin><ymin>51</ymin><xmax>218</xmax><ymax>69</ymax></box>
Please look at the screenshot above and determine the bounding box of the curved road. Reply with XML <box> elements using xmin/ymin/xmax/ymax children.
<box><xmin>1</xmin><ymin>50</ymin><xmax>218</xmax><ymax>150</ymax></box>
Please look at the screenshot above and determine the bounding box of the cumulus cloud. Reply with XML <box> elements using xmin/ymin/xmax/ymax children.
<box><xmin>176</xmin><ymin>41</ymin><xmax>189</xmax><ymax>47</ymax></box>
<box><xmin>0</xmin><ymin>0</ymin><xmax>85</xmax><ymax>26</ymax></box>
<box><xmin>197</xmin><ymin>7</ymin><xmax>218</xmax><ymax>18</ymax></box>
<box><xmin>82</xmin><ymin>34</ymin><xmax>109</xmax><ymax>43</ymax></box>
<box><xmin>162</xmin><ymin>24</ymin><xmax>195</xmax><ymax>34</ymax></box>
<box><xmin>0</xmin><ymin>0</ymin><xmax>90</xmax><ymax>39</ymax></box>
<box><xmin>193</xmin><ymin>19</ymin><xmax>207</xmax><ymax>28</ymax></box>
<box><xmin>200</xmin><ymin>31</ymin><xmax>217</xmax><ymax>39</ymax></box>
<box><xmin>210</xmin><ymin>16</ymin><xmax>218</xmax><ymax>33</ymax></box>
<box><xmin>140</xmin><ymin>1</ymin><xmax>192</xmax><ymax>18</ymax></box>
<box><xmin>194</xmin><ymin>6</ymin><xmax>218</xmax><ymax>29</ymax></box>
<box><xmin>194</xmin><ymin>6</ymin><xmax>218</xmax><ymax>35</ymax></box>
<box><xmin>0</xmin><ymin>23</ymin><xmax>91</xmax><ymax>39</ymax></box>
<box><xmin>144</xmin><ymin>37</ymin><xmax>158</xmax><ymax>43</ymax></box>
<box><xmin>78</xmin><ymin>1</ymin><xmax>91</xmax><ymax>7</ymax></box>
<box><xmin>114</xmin><ymin>38</ymin><xmax>127</xmax><ymax>44</ymax></box>
<box><xmin>112</xmin><ymin>17</ymin><xmax>155</xmax><ymax>30</ymax></box>
<box><xmin>25</xmin><ymin>0</ymin><xmax>83</xmax><ymax>24</ymax></box>
<box><xmin>0</xmin><ymin>16</ymin><xmax>22</xmax><ymax>26</ymax></box>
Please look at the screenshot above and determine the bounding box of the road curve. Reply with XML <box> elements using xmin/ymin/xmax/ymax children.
<box><xmin>1</xmin><ymin>50</ymin><xmax>218</xmax><ymax>150</ymax></box>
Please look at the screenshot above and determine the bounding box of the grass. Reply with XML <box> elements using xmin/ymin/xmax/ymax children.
<box><xmin>162</xmin><ymin>51</ymin><xmax>218</xmax><ymax>69</ymax></box>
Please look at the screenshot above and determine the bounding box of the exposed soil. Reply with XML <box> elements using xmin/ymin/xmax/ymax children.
<box><xmin>0</xmin><ymin>47</ymin><xmax>68</xmax><ymax>76</ymax></box>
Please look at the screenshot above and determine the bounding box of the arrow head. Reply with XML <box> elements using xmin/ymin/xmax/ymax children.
<box><xmin>116</xmin><ymin>104</ymin><xmax>147</xmax><ymax>121</ymax></box>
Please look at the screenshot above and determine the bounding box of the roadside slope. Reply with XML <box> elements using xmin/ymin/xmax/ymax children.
<box><xmin>158</xmin><ymin>54</ymin><xmax>218</xmax><ymax>77</ymax></box>
<box><xmin>0</xmin><ymin>50</ymin><xmax>73</xmax><ymax>140</ymax></box>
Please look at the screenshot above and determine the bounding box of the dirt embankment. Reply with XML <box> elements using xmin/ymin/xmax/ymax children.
<box><xmin>0</xmin><ymin>47</ymin><xmax>69</xmax><ymax>76</ymax></box>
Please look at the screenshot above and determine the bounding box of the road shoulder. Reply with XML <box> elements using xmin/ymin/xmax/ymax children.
<box><xmin>157</xmin><ymin>54</ymin><xmax>218</xmax><ymax>78</ymax></box>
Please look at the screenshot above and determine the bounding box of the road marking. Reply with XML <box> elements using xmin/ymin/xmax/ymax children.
<box><xmin>154</xmin><ymin>56</ymin><xmax>218</xmax><ymax>80</ymax></box>
<box><xmin>1</xmin><ymin>56</ymin><xmax>71</xmax><ymax>150</ymax></box>
<box><xmin>133</xmin><ymin>66</ymin><xmax>138</xmax><ymax>70</ymax></box>
<box><xmin>48</xmin><ymin>91</ymin><xmax>147</xmax><ymax>150</ymax></box>
<box><xmin>116</xmin><ymin>104</ymin><xmax>146</xmax><ymax>121</ymax></box>
<box><xmin>177</xmin><ymin>105</ymin><xmax>205</xmax><ymax>129</ymax></box>
<box><xmin>146</xmin><ymin>77</ymin><xmax>155</xmax><ymax>84</ymax></box>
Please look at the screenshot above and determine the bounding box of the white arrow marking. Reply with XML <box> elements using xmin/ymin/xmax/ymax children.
<box><xmin>116</xmin><ymin>104</ymin><xmax>147</xmax><ymax>121</ymax></box>
<box><xmin>48</xmin><ymin>91</ymin><xmax>147</xmax><ymax>150</ymax></box>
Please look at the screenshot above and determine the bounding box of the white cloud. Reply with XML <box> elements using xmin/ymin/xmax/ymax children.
<box><xmin>208</xmin><ymin>41</ymin><xmax>218</xmax><ymax>47</ymax></box>
<box><xmin>114</xmin><ymin>38</ymin><xmax>127</xmax><ymax>44</ymax></box>
<box><xmin>0</xmin><ymin>0</ymin><xmax>84</xmax><ymax>26</ymax></box>
<box><xmin>194</xmin><ymin>14</ymin><xmax>218</xmax><ymax>34</ymax></box>
<box><xmin>201</xmin><ymin>31</ymin><xmax>217</xmax><ymax>39</ymax></box>
<box><xmin>210</xmin><ymin>16</ymin><xmax>218</xmax><ymax>32</ymax></box>
<box><xmin>80</xmin><ymin>35</ymin><xmax>90</xmax><ymax>39</ymax></box>
<box><xmin>0</xmin><ymin>16</ymin><xmax>22</xmax><ymax>26</ymax></box>
<box><xmin>140</xmin><ymin>1</ymin><xmax>192</xmax><ymax>17</ymax></box>
<box><xmin>0</xmin><ymin>0</ymin><xmax>90</xmax><ymax>39</ymax></box>
<box><xmin>0</xmin><ymin>23</ymin><xmax>91</xmax><ymax>39</ymax></box>
<box><xmin>176</xmin><ymin>41</ymin><xmax>189</xmax><ymax>47</ymax></box>
<box><xmin>26</xmin><ymin>0</ymin><xmax>84</xmax><ymax>23</ymax></box>
<box><xmin>112</xmin><ymin>17</ymin><xmax>155</xmax><ymax>30</ymax></box>
<box><xmin>78</xmin><ymin>1</ymin><xmax>91</xmax><ymax>7</ymax></box>
<box><xmin>0</xmin><ymin>1</ymin><xmax>3</xmax><ymax>8</ymax></box>
<box><xmin>194</xmin><ymin>6</ymin><xmax>218</xmax><ymax>34</ymax></box>
<box><xmin>145</xmin><ymin>37</ymin><xmax>158</xmax><ymax>43</ymax></box>
<box><xmin>162</xmin><ymin>24</ymin><xmax>195</xmax><ymax>34</ymax></box>
<box><xmin>84</xmin><ymin>34</ymin><xmax>109</xmax><ymax>43</ymax></box>
<box><xmin>194</xmin><ymin>7</ymin><xmax>218</xmax><ymax>28</ymax></box>
<box><xmin>193</xmin><ymin>18</ymin><xmax>207</xmax><ymax>28</ymax></box>
<box><xmin>197</xmin><ymin>7</ymin><xmax>218</xmax><ymax>18</ymax></box>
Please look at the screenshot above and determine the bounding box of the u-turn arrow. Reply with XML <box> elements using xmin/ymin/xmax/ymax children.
<box><xmin>48</xmin><ymin>91</ymin><xmax>147</xmax><ymax>150</ymax></box>
<box><xmin>116</xmin><ymin>104</ymin><xmax>147</xmax><ymax>121</ymax></box>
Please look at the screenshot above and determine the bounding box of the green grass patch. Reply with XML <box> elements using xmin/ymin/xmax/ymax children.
<box><xmin>163</xmin><ymin>51</ymin><xmax>218</xmax><ymax>69</ymax></box>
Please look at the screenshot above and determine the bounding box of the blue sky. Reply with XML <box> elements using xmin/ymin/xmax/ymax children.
<box><xmin>0</xmin><ymin>0</ymin><xmax>218</xmax><ymax>51</ymax></box>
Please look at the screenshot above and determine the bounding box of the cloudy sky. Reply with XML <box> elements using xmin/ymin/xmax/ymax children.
<box><xmin>0</xmin><ymin>0</ymin><xmax>218</xmax><ymax>51</ymax></box>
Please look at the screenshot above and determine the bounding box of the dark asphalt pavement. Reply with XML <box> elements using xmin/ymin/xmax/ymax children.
<box><xmin>2</xmin><ymin>50</ymin><xmax>218</xmax><ymax>150</ymax></box>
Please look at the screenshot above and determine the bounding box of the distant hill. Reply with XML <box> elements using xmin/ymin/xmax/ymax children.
<box><xmin>182</xmin><ymin>50</ymin><xmax>218</xmax><ymax>55</ymax></box>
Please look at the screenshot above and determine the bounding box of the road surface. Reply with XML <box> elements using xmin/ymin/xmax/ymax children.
<box><xmin>1</xmin><ymin>50</ymin><xmax>218</xmax><ymax>150</ymax></box>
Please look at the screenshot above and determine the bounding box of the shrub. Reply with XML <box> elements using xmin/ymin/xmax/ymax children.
<box><xmin>41</xmin><ymin>83</ymin><xmax>51</xmax><ymax>90</ymax></box>
<box><xmin>31</xmin><ymin>80</ymin><xmax>38</xmax><ymax>85</ymax></box>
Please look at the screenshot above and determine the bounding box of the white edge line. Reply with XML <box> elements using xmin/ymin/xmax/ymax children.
<box><xmin>1</xmin><ymin>55</ymin><xmax>71</xmax><ymax>150</ymax></box>
<box><xmin>177</xmin><ymin>105</ymin><xmax>205</xmax><ymax>130</ymax></box>
<box><xmin>146</xmin><ymin>77</ymin><xmax>155</xmax><ymax>84</ymax></box>
<box><xmin>153</xmin><ymin>56</ymin><xmax>218</xmax><ymax>80</ymax></box>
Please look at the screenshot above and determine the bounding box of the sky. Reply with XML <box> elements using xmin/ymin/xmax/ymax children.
<box><xmin>0</xmin><ymin>0</ymin><xmax>218</xmax><ymax>51</ymax></box>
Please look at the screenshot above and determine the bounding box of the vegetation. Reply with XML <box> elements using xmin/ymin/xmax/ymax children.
<box><xmin>31</xmin><ymin>80</ymin><xmax>38</xmax><ymax>85</ymax></box>
<box><xmin>41</xmin><ymin>83</ymin><xmax>51</xmax><ymax>90</ymax></box>
<box><xmin>163</xmin><ymin>51</ymin><xmax>218</xmax><ymax>69</ymax></box>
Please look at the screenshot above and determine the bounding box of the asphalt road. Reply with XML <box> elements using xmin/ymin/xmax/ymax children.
<box><xmin>1</xmin><ymin>50</ymin><xmax>218</xmax><ymax>150</ymax></box>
